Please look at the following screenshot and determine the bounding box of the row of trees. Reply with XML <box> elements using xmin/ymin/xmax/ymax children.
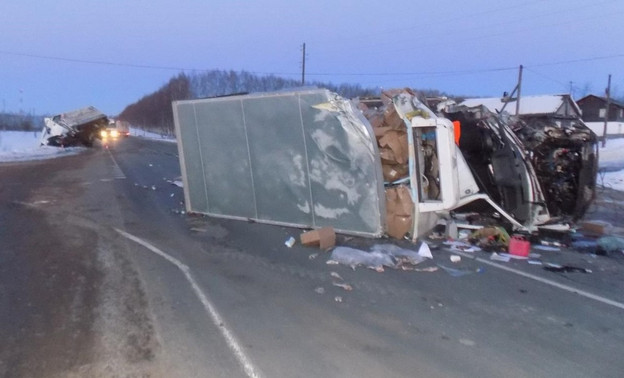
<box><xmin>118</xmin><ymin>73</ymin><xmax>192</xmax><ymax>135</ymax></box>
<box><xmin>0</xmin><ymin>113</ymin><xmax>42</xmax><ymax>131</ymax></box>
<box><xmin>117</xmin><ymin>70</ymin><xmax>390</xmax><ymax>135</ymax></box>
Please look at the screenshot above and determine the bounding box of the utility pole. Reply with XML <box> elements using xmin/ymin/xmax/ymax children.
<box><xmin>301</xmin><ymin>43</ymin><xmax>306</xmax><ymax>86</ymax></box>
<box><xmin>515</xmin><ymin>64</ymin><xmax>523</xmax><ymax>115</ymax></box>
<box><xmin>602</xmin><ymin>74</ymin><xmax>612</xmax><ymax>148</ymax></box>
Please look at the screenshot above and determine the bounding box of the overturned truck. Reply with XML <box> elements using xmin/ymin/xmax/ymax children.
<box><xmin>40</xmin><ymin>106</ymin><xmax>109</xmax><ymax>147</ymax></box>
<box><xmin>173</xmin><ymin>88</ymin><xmax>597</xmax><ymax>239</ymax></box>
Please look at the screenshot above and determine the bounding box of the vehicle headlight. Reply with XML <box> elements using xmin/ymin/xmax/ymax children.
<box><xmin>110</xmin><ymin>130</ymin><xmax>119</xmax><ymax>137</ymax></box>
<box><xmin>100</xmin><ymin>130</ymin><xmax>108</xmax><ymax>138</ymax></box>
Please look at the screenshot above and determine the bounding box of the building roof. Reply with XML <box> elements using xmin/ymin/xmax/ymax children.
<box><xmin>577</xmin><ymin>94</ymin><xmax>624</xmax><ymax>109</ymax></box>
<box><xmin>461</xmin><ymin>94</ymin><xmax>580</xmax><ymax>116</ymax></box>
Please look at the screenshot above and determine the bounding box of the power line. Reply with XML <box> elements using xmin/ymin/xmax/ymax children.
<box><xmin>1</xmin><ymin>49</ymin><xmax>622</xmax><ymax>81</ymax></box>
<box><xmin>0</xmin><ymin>50</ymin><xmax>199</xmax><ymax>72</ymax></box>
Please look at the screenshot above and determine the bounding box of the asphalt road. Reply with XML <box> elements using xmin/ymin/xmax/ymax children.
<box><xmin>1</xmin><ymin>136</ymin><xmax>624</xmax><ymax>378</ymax></box>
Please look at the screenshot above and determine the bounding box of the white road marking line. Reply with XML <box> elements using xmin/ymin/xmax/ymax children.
<box><xmin>106</xmin><ymin>148</ymin><xmax>126</xmax><ymax>179</ymax></box>
<box><xmin>450</xmin><ymin>249</ymin><xmax>624</xmax><ymax>310</ymax></box>
<box><xmin>115</xmin><ymin>228</ymin><xmax>263</xmax><ymax>378</ymax></box>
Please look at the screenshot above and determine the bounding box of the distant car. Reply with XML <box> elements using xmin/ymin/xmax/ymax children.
<box><xmin>100</xmin><ymin>126</ymin><xmax>120</xmax><ymax>139</ymax></box>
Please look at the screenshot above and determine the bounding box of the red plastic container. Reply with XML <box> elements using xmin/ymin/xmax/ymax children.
<box><xmin>509</xmin><ymin>235</ymin><xmax>531</xmax><ymax>257</ymax></box>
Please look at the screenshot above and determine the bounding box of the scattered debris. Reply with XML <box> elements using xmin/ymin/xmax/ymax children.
<box><xmin>284</xmin><ymin>236</ymin><xmax>296</xmax><ymax>248</ymax></box>
<box><xmin>314</xmin><ymin>287</ymin><xmax>325</xmax><ymax>294</ymax></box>
<box><xmin>544</xmin><ymin>264</ymin><xmax>592</xmax><ymax>274</ymax></box>
<box><xmin>437</xmin><ymin>264</ymin><xmax>478</xmax><ymax>277</ymax></box>
<box><xmin>528</xmin><ymin>260</ymin><xmax>543</xmax><ymax>265</ymax></box>
<box><xmin>571</xmin><ymin>239</ymin><xmax>599</xmax><ymax>253</ymax></box>
<box><xmin>414</xmin><ymin>266</ymin><xmax>439</xmax><ymax>272</ymax></box>
<box><xmin>332</xmin><ymin>282</ymin><xmax>353</xmax><ymax>291</ymax></box>
<box><xmin>300</xmin><ymin>227</ymin><xmax>336</xmax><ymax>250</ymax></box>
<box><xmin>417</xmin><ymin>241</ymin><xmax>433</xmax><ymax>259</ymax></box>
<box><xmin>580</xmin><ymin>220</ymin><xmax>611</xmax><ymax>235</ymax></box>
<box><xmin>490</xmin><ymin>253</ymin><xmax>511</xmax><ymax>262</ymax></box>
<box><xmin>328</xmin><ymin>243</ymin><xmax>434</xmax><ymax>272</ymax></box>
<box><xmin>308</xmin><ymin>253</ymin><xmax>319</xmax><ymax>260</ymax></box>
<box><xmin>597</xmin><ymin>236</ymin><xmax>624</xmax><ymax>253</ymax></box>
<box><xmin>499</xmin><ymin>253</ymin><xmax>528</xmax><ymax>260</ymax></box>
<box><xmin>533</xmin><ymin>245</ymin><xmax>560</xmax><ymax>252</ymax></box>
<box><xmin>450</xmin><ymin>255</ymin><xmax>461</xmax><ymax>263</ymax></box>
<box><xmin>444</xmin><ymin>240</ymin><xmax>481</xmax><ymax>253</ymax></box>
<box><xmin>328</xmin><ymin>246</ymin><xmax>395</xmax><ymax>271</ymax></box>
<box><xmin>508</xmin><ymin>235</ymin><xmax>531</xmax><ymax>257</ymax></box>
<box><xmin>166</xmin><ymin>179</ymin><xmax>184</xmax><ymax>188</ymax></box>
<box><xmin>334</xmin><ymin>296</ymin><xmax>343</xmax><ymax>303</ymax></box>
<box><xmin>330</xmin><ymin>272</ymin><xmax>343</xmax><ymax>280</ymax></box>
<box><xmin>470</xmin><ymin>227</ymin><xmax>510</xmax><ymax>251</ymax></box>
<box><xmin>371</xmin><ymin>243</ymin><xmax>429</xmax><ymax>265</ymax></box>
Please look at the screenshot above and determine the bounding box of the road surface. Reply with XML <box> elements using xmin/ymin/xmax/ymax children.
<box><xmin>1</xmin><ymin>136</ymin><xmax>624</xmax><ymax>377</ymax></box>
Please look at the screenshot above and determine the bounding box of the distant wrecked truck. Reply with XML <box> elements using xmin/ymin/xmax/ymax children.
<box><xmin>40</xmin><ymin>106</ymin><xmax>109</xmax><ymax>147</ymax></box>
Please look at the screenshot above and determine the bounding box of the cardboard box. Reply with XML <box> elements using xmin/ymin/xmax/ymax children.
<box><xmin>385</xmin><ymin>185</ymin><xmax>414</xmax><ymax>238</ymax></box>
<box><xmin>379</xmin><ymin>147</ymin><xmax>398</xmax><ymax>164</ymax></box>
<box><xmin>581</xmin><ymin>221</ymin><xmax>609</xmax><ymax>235</ymax></box>
<box><xmin>386</xmin><ymin>214</ymin><xmax>412</xmax><ymax>239</ymax></box>
<box><xmin>382</xmin><ymin>163</ymin><xmax>409</xmax><ymax>182</ymax></box>
<box><xmin>379</xmin><ymin>130</ymin><xmax>408</xmax><ymax>164</ymax></box>
<box><xmin>374</xmin><ymin>126</ymin><xmax>392</xmax><ymax>139</ymax></box>
<box><xmin>382</xmin><ymin>106</ymin><xmax>404</xmax><ymax>129</ymax></box>
<box><xmin>300</xmin><ymin>227</ymin><xmax>336</xmax><ymax>250</ymax></box>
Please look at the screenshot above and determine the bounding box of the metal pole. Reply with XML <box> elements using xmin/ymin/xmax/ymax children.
<box><xmin>515</xmin><ymin>65</ymin><xmax>523</xmax><ymax>115</ymax></box>
<box><xmin>601</xmin><ymin>74</ymin><xmax>611</xmax><ymax>147</ymax></box>
<box><xmin>301</xmin><ymin>43</ymin><xmax>306</xmax><ymax>86</ymax></box>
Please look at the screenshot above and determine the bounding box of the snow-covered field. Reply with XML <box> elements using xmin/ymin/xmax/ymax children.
<box><xmin>0</xmin><ymin>128</ymin><xmax>175</xmax><ymax>163</ymax></box>
<box><xmin>1</xmin><ymin>129</ymin><xmax>623</xmax><ymax>191</ymax></box>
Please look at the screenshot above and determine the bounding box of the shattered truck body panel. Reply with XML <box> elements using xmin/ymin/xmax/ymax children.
<box><xmin>40</xmin><ymin>106</ymin><xmax>109</xmax><ymax>147</ymax></box>
<box><xmin>173</xmin><ymin>89</ymin><xmax>386</xmax><ymax>237</ymax></box>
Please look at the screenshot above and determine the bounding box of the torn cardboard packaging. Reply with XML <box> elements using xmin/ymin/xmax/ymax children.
<box><xmin>300</xmin><ymin>227</ymin><xmax>336</xmax><ymax>250</ymax></box>
<box><xmin>379</xmin><ymin>130</ymin><xmax>409</xmax><ymax>164</ymax></box>
<box><xmin>385</xmin><ymin>185</ymin><xmax>414</xmax><ymax>239</ymax></box>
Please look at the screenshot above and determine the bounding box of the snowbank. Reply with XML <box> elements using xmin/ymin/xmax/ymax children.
<box><xmin>0</xmin><ymin>131</ymin><xmax>84</xmax><ymax>162</ymax></box>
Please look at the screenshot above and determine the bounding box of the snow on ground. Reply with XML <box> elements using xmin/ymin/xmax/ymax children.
<box><xmin>1</xmin><ymin>128</ymin><xmax>624</xmax><ymax>192</ymax></box>
<box><xmin>598</xmin><ymin>138</ymin><xmax>624</xmax><ymax>191</ymax></box>
<box><xmin>130</xmin><ymin>128</ymin><xmax>176</xmax><ymax>143</ymax></box>
<box><xmin>0</xmin><ymin>130</ymin><xmax>85</xmax><ymax>162</ymax></box>
<box><xmin>0</xmin><ymin>128</ymin><xmax>175</xmax><ymax>163</ymax></box>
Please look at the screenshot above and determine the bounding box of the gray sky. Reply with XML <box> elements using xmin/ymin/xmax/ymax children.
<box><xmin>1</xmin><ymin>0</ymin><xmax>623</xmax><ymax>116</ymax></box>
